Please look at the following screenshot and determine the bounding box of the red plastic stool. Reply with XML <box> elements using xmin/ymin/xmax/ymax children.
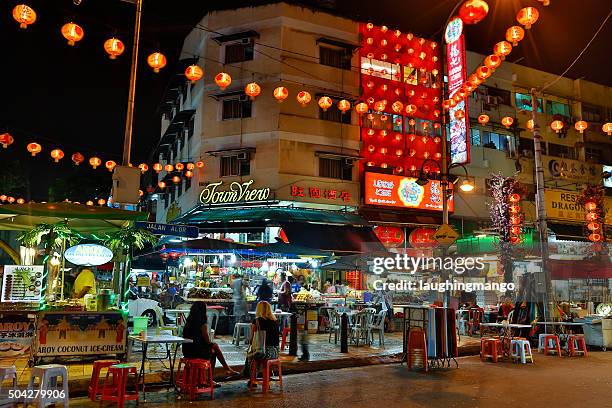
<box><xmin>480</xmin><ymin>338</ymin><xmax>503</xmax><ymax>362</ymax></box>
<box><xmin>568</xmin><ymin>335</ymin><xmax>588</xmax><ymax>357</ymax></box>
<box><xmin>280</xmin><ymin>327</ymin><xmax>290</xmax><ymax>351</ymax></box>
<box><xmin>176</xmin><ymin>358</ymin><xmax>214</xmax><ymax>401</ymax></box>
<box><xmin>407</xmin><ymin>328</ymin><xmax>428</xmax><ymax>372</ymax></box>
<box><xmin>543</xmin><ymin>334</ymin><xmax>562</xmax><ymax>357</ymax></box>
<box><xmin>88</xmin><ymin>359</ymin><xmax>119</xmax><ymax>401</ymax></box>
<box><xmin>249</xmin><ymin>359</ymin><xmax>283</xmax><ymax>393</ymax></box>
<box><xmin>100</xmin><ymin>364</ymin><xmax>138</xmax><ymax>408</ymax></box>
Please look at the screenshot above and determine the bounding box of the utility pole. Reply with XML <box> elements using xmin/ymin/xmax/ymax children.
<box><xmin>530</xmin><ymin>88</ymin><xmax>553</xmax><ymax>321</ymax></box>
<box><xmin>121</xmin><ymin>0</ymin><xmax>143</xmax><ymax>166</ymax></box>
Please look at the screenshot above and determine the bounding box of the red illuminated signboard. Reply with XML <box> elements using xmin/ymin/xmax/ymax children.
<box><xmin>364</xmin><ymin>172</ymin><xmax>453</xmax><ymax>212</ymax></box>
<box><xmin>445</xmin><ymin>17</ymin><xmax>470</xmax><ymax>165</ymax></box>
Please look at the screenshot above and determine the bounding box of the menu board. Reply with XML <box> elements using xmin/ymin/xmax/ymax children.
<box><xmin>1</xmin><ymin>265</ymin><xmax>44</xmax><ymax>303</ymax></box>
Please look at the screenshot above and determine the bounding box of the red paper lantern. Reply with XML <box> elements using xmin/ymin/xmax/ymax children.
<box><xmin>138</xmin><ymin>163</ymin><xmax>149</xmax><ymax>173</ymax></box>
<box><xmin>493</xmin><ymin>41</ymin><xmax>512</xmax><ymax>60</ymax></box>
<box><xmin>484</xmin><ymin>54</ymin><xmax>501</xmax><ymax>70</ymax></box>
<box><xmin>408</xmin><ymin>228</ymin><xmax>438</xmax><ymax>249</ymax></box>
<box><xmin>27</xmin><ymin>142</ymin><xmax>42</xmax><ymax>156</ymax></box>
<box><xmin>374</xmin><ymin>226</ymin><xmax>405</xmax><ymax>248</ymax></box>
<box><xmin>50</xmin><ymin>149</ymin><xmax>64</xmax><ymax>163</ymax></box>
<box><xmin>153</xmin><ymin>163</ymin><xmax>162</xmax><ymax>173</ymax></box>
<box><xmin>505</xmin><ymin>26</ymin><xmax>525</xmax><ymax>46</ymax></box>
<box><xmin>585</xmin><ymin>201</ymin><xmax>597</xmax><ymax>211</ymax></box>
<box><xmin>574</xmin><ymin>120</ymin><xmax>588</xmax><ymax>133</ymax></box>
<box><xmin>550</xmin><ymin>120</ymin><xmax>564</xmax><ymax>133</ymax></box>
<box><xmin>458</xmin><ymin>0</ymin><xmax>489</xmax><ymax>25</ymax></box>
<box><xmin>501</xmin><ymin>116</ymin><xmax>514</xmax><ymax>129</ymax></box>
<box><xmin>245</xmin><ymin>82</ymin><xmax>261</xmax><ymax>99</ymax></box>
<box><xmin>338</xmin><ymin>99</ymin><xmax>351</xmax><ymax>113</ymax></box>
<box><xmin>89</xmin><ymin>156</ymin><xmax>101</xmax><ymax>169</ymax></box>
<box><xmin>478</xmin><ymin>114</ymin><xmax>489</xmax><ymax>124</ymax></box>
<box><xmin>273</xmin><ymin>86</ymin><xmax>289</xmax><ymax>102</ymax></box>
<box><xmin>215</xmin><ymin>72</ymin><xmax>232</xmax><ymax>90</ymax></box>
<box><xmin>318</xmin><ymin>96</ymin><xmax>333</xmax><ymax>111</ymax></box>
<box><xmin>105</xmin><ymin>160</ymin><xmax>117</xmax><ymax>172</ymax></box>
<box><xmin>196</xmin><ymin>161</ymin><xmax>205</xmax><ymax>168</ymax></box>
<box><xmin>517</xmin><ymin>7</ymin><xmax>539</xmax><ymax>29</ymax></box>
<box><xmin>147</xmin><ymin>52</ymin><xmax>167</xmax><ymax>73</ymax></box>
<box><xmin>13</xmin><ymin>4</ymin><xmax>37</xmax><ymax>29</ymax></box>
<box><xmin>355</xmin><ymin>102</ymin><xmax>368</xmax><ymax>115</ymax></box>
<box><xmin>70</xmin><ymin>152</ymin><xmax>83</xmax><ymax>166</ymax></box>
<box><xmin>296</xmin><ymin>91</ymin><xmax>312</xmax><ymax>107</ymax></box>
<box><xmin>164</xmin><ymin>164</ymin><xmax>174</xmax><ymax>173</ymax></box>
<box><xmin>61</xmin><ymin>22</ymin><xmax>84</xmax><ymax>46</ymax></box>
<box><xmin>589</xmin><ymin>233</ymin><xmax>603</xmax><ymax>242</ymax></box>
<box><xmin>185</xmin><ymin>65</ymin><xmax>203</xmax><ymax>83</ymax></box>
<box><xmin>508</xmin><ymin>193</ymin><xmax>521</xmax><ymax>203</ymax></box>
<box><xmin>0</xmin><ymin>133</ymin><xmax>14</xmax><ymax>149</ymax></box>
<box><xmin>175</xmin><ymin>163</ymin><xmax>185</xmax><ymax>172</ymax></box>
<box><xmin>104</xmin><ymin>38</ymin><xmax>125</xmax><ymax>59</ymax></box>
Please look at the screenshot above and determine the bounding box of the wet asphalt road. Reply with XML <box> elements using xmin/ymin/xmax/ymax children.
<box><xmin>74</xmin><ymin>353</ymin><xmax>612</xmax><ymax>408</ymax></box>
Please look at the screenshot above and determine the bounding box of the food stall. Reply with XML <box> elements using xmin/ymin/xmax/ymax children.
<box><xmin>0</xmin><ymin>202</ymin><xmax>149</xmax><ymax>364</ymax></box>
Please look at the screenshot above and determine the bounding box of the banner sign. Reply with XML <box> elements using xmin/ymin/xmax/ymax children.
<box><xmin>364</xmin><ymin>172</ymin><xmax>454</xmax><ymax>211</ymax></box>
<box><xmin>544</xmin><ymin>156</ymin><xmax>601</xmax><ymax>183</ymax></box>
<box><xmin>1</xmin><ymin>265</ymin><xmax>44</xmax><ymax>303</ymax></box>
<box><xmin>545</xmin><ymin>189</ymin><xmax>612</xmax><ymax>225</ymax></box>
<box><xmin>445</xmin><ymin>17</ymin><xmax>470</xmax><ymax>165</ymax></box>
<box><xmin>199</xmin><ymin>180</ymin><xmax>271</xmax><ymax>205</ymax></box>
<box><xmin>65</xmin><ymin>244</ymin><xmax>113</xmax><ymax>266</ymax></box>
<box><xmin>35</xmin><ymin>312</ymin><xmax>126</xmax><ymax>357</ymax></box>
<box><xmin>0</xmin><ymin>313</ymin><xmax>36</xmax><ymax>358</ymax></box>
<box><xmin>135</xmin><ymin>221</ymin><xmax>199</xmax><ymax>238</ymax></box>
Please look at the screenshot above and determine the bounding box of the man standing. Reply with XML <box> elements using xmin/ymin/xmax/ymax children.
<box><xmin>72</xmin><ymin>268</ymin><xmax>97</xmax><ymax>298</ymax></box>
<box><xmin>277</xmin><ymin>272</ymin><xmax>292</xmax><ymax>312</ymax></box>
<box><xmin>232</xmin><ymin>273</ymin><xmax>248</xmax><ymax>323</ymax></box>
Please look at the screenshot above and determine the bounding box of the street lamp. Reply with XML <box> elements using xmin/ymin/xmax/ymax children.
<box><xmin>415</xmin><ymin>159</ymin><xmax>475</xmax><ymax>196</ymax></box>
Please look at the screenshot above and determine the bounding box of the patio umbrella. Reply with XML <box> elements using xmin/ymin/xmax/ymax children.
<box><xmin>0</xmin><ymin>202</ymin><xmax>148</xmax><ymax>233</ymax></box>
<box><xmin>256</xmin><ymin>242</ymin><xmax>330</xmax><ymax>258</ymax></box>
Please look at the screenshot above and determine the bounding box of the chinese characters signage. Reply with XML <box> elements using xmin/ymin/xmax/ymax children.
<box><xmin>290</xmin><ymin>185</ymin><xmax>352</xmax><ymax>203</ymax></box>
<box><xmin>544</xmin><ymin>156</ymin><xmax>601</xmax><ymax>183</ymax></box>
<box><xmin>0</xmin><ymin>313</ymin><xmax>36</xmax><ymax>358</ymax></box>
<box><xmin>199</xmin><ymin>180</ymin><xmax>271</xmax><ymax>205</ymax></box>
<box><xmin>545</xmin><ymin>189</ymin><xmax>612</xmax><ymax>225</ymax></box>
<box><xmin>364</xmin><ymin>172</ymin><xmax>454</xmax><ymax>211</ymax></box>
<box><xmin>445</xmin><ymin>17</ymin><xmax>470</xmax><ymax>165</ymax></box>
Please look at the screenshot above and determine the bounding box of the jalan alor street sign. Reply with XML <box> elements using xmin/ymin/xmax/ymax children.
<box><xmin>199</xmin><ymin>180</ymin><xmax>271</xmax><ymax>205</ymax></box>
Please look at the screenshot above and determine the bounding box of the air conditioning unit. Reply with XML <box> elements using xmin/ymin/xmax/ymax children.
<box><xmin>238</xmin><ymin>94</ymin><xmax>249</xmax><ymax>102</ymax></box>
<box><xmin>344</xmin><ymin>158</ymin><xmax>353</xmax><ymax>166</ymax></box>
<box><xmin>237</xmin><ymin>152</ymin><xmax>249</xmax><ymax>161</ymax></box>
<box><xmin>240</xmin><ymin>37</ymin><xmax>251</xmax><ymax>45</ymax></box>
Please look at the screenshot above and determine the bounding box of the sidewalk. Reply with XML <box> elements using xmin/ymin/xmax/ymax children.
<box><xmin>5</xmin><ymin>331</ymin><xmax>480</xmax><ymax>396</ymax></box>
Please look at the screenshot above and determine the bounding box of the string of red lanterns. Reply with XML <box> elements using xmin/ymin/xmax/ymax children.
<box><xmin>507</xmin><ymin>193</ymin><xmax>523</xmax><ymax>244</ymax></box>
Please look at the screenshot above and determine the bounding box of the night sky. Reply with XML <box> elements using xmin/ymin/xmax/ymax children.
<box><xmin>2</xmin><ymin>0</ymin><xmax>611</xmax><ymax>201</ymax></box>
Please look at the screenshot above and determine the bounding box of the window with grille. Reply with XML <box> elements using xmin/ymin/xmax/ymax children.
<box><xmin>582</xmin><ymin>104</ymin><xmax>602</xmax><ymax>123</ymax></box>
<box><xmin>225</xmin><ymin>40</ymin><xmax>254</xmax><ymax>64</ymax></box>
<box><xmin>220</xmin><ymin>155</ymin><xmax>250</xmax><ymax>177</ymax></box>
<box><xmin>319</xmin><ymin>157</ymin><xmax>352</xmax><ymax>180</ymax></box>
<box><xmin>547</xmin><ymin>143</ymin><xmax>575</xmax><ymax>159</ymax></box>
<box><xmin>320</xmin><ymin>46</ymin><xmax>351</xmax><ymax>70</ymax></box>
<box><xmin>222</xmin><ymin>98</ymin><xmax>252</xmax><ymax>120</ymax></box>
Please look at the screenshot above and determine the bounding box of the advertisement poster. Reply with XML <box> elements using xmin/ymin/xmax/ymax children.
<box><xmin>35</xmin><ymin>312</ymin><xmax>126</xmax><ymax>357</ymax></box>
<box><xmin>445</xmin><ymin>17</ymin><xmax>470</xmax><ymax>164</ymax></box>
<box><xmin>0</xmin><ymin>313</ymin><xmax>36</xmax><ymax>358</ymax></box>
<box><xmin>1</xmin><ymin>265</ymin><xmax>44</xmax><ymax>303</ymax></box>
<box><xmin>364</xmin><ymin>172</ymin><xmax>454</xmax><ymax>211</ymax></box>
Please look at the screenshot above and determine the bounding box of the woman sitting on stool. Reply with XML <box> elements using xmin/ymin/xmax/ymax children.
<box><xmin>243</xmin><ymin>301</ymin><xmax>280</xmax><ymax>382</ymax></box>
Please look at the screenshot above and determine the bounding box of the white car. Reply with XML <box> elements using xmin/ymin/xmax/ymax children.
<box><xmin>128</xmin><ymin>296</ymin><xmax>163</xmax><ymax>327</ymax></box>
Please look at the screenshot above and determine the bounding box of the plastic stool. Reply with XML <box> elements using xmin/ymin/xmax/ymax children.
<box><xmin>88</xmin><ymin>359</ymin><xmax>120</xmax><ymax>401</ymax></box>
<box><xmin>0</xmin><ymin>365</ymin><xmax>17</xmax><ymax>406</ymax></box>
<box><xmin>280</xmin><ymin>327</ymin><xmax>290</xmax><ymax>351</ymax></box>
<box><xmin>28</xmin><ymin>364</ymin><xmax>70</xmax><ymax>408</ymax></box>
<box><xmin>480</xmin><ymin>338</ymin><xmax>503</xmax><ymax>363</ymax></box>
<box><xmin>567</xmin><ymin>335</ymin><xmax>588</xmax><ymax>357</ymax></box>
<box><xmin>100</xmin><ymin>364</ymin><xmax>138</xmax><ymax>408</ymax></box>
<box><xmin>233</xmin><ymin>323</ymin><xmax>251</xmax><ymax>346</ymax></box>
<box><xmin>176</xmin><ymin>358</ymin><xmax>214</xmax><ymax>401</ymax></box>
<box><xmin>511</xmin><ymin>339</ymin><xmax>534</xmax><ymax>364</ymax></box>
<box><xmin>542</xmin><ymin>334</ymin><xmax>562</xmax><ymax>356</ymax></box>
<box><xmin>458</xmin><ymin>319</ymin><xmax>468</xmax><ymax>336</ymax></box>
<box><xmin>407</xmin><ymin>328</ymin><xmax>428</xmax><ymax>372</ymax></box>
<box><xmin>249</xmin><ymin>359</ymin><xmax>282</xmax><ymax>393</ymax></box>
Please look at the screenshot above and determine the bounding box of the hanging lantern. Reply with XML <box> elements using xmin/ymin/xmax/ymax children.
<box><xmin>484</xmin><ymin>54</ymin><xmax>501</xmax><ymax>70</ymax></box>
<box><xmin>6</xmin><ymin>197</ymin><xmax>15</xmax><ymax>204</ymax></box>
<box><xmin>105</xmin><ymin>160</ymin><xmax>117</xmax><ymax>172</ymax></box>
<box><xmin>185</xmin><ymin>65</ymin><xmax>203</xmax><ymax>83</ymax></box>
<box><xmin>585</xmin><ymin>212</ymin><xmax>597</xmax><ymax>222</ymax></box>
<box><xmin>245</xmin><ymin>82</ymin><xmax>261</xmax><ymax>99</ymax></box>
<box><xmin>493</xmin><ymin>41</ymin><xmax>512</xmax><ymax>60</ymax></box>
<box><xmin>550</xmin><ymin>120</ymin><xmax>564</xmax><ymax>133</ymax></box>
<box><xmin>172</xmin><ymin>175</ymin><xmax>181</xmax><ymax>184</ymax></box>
<box><xmin>458</xmin><ymin>0</ymin><xmax>489</xmax><ymax>25</ymax></box>
<box><xmin>391</xmin><ymin>101</ymin><xmax>404</xmax><ymax>114</ymax></box>
<box><xmin>13</xmin><ymin>5</ymin><xmax>37</xmax><ymax>29</ymax></box>
<box><xmin>509</xmin><ymin>193</ymin><xmax>521</xmax><ymax>203</ymax></box>
<box><xmin>15</xmin><ymin>198</ymin><xmax>25</xmax><ymax>205</ymax></box>
<box><xmin>510</xmin><ymin>216</ymin><xmax>522</xmax><ymax>225</ymax></box>
<box><xmin>585</xmin><ymin>201</ymin><xmax>597</xmax><ymax>211</ymax></box>
<box><xmin>184</xmin><ymin>170</ymin><xmax>194</xmax><ymax>178</ymax></box>
<box><xmin>175</xmin><ymin>163</ymin><xmax>185</xmax><ymax>171</ymax></box>
<box><xmin>104</xmin><ymin>38</ymin><xmax>125</xmax><ymax>59</ymax></box>
<box><xmin>273</xmin><ymin>86</ymin><xmax>289</xmax><ymax>102</ymax></box>
<box><xmin>296</xmin><ymin>91</ymin><xmax>312</xmax><ymax>107</ymax></box>
<box><xmin>318</xmin><ymin>96</ymin><xmax>333</xmax><ymax>111</ymax></box>
<box><xmin>186</xmin><ymin>162</ymin><xmax>195</xmax><ymax>171</ymax></box>
<box><xmin>526</xmin><ymin>119</ymin><xmax>535</xmax><ymax>130</ymax></box>
<box><xmin>374</xmin><ymin>226</ymin><xmax>405</xmax><ymax>248</ymax></box>
<box><xmin>338</xmin><ymin>99</ymin><xmax>351</xmax><ymax>114</ymax></box>
<box><xmin>0</xmin><ymin>196</ymin><xmax>6</xmax><ymax>202</ymax></box>
<box><xmin>406</xmin><ymin>104</ymin><xmax>418</xmax><ymax>115</ymax></box>
<box><xmin>505</xmin><ymin>26</ymin><xmax>525</xmax><ymax>47</ymax></box>
<box><xmin>355</xmin><ymin>102</ymin><xmax>368</xmax><ymax>115</ymax></box>
<box><xmin>476</xmin><ymin>66</ymin><xmax>491</xmax><ymax>80</ymax></box>
<box><xmin>408</xmin><ymin>227</ymin><xmax>438</xmax><ymax>249</ymax></box>
<box><xmin>587</xmin><ymin>222</ymin><xmax>601</xmax><ymax>231</ymax></box>
<box><xmin>89</xmin><ymin>156</ymin><xmax>101</xmax><ymax>169</ymax></box>
<box><xmin>574</xmin><ymin>120</ymin><xmax>588</xmax><ymax>133</ymax></box>
<box><xmin>153</xmin><ymin>163</ymin><xmax>162</xmax><ymax>173</ymax></box>
<box><xmin>478</xmin><ymin>114</ymin><xmax>489</xmax><ymax>124</ymax></box>
<box><xmin>454</xmin><ymin>109</ymin><xmax>465</xmax><ymax>120</ymax></box>
<box><xmin>196</xmin><ymin>160</ymin><xmax>205</xmax><ymax>168</ymax></box>
<box><xmin>517</xmin><ymin>7</ymin><xmax>539</xmax><ymax>29</ymax></box>
<box><xmin>374</xmin><ymin>100</ymin><xmax>387</xmax><ymax>112</ymax></box>
<box><xmin>214</xmin><ymin>72</ymin><xmax>232</xmax><ymax>90</ymax></box>
<box><xmin>61</xmin><ymin>22</ymin><xmax>84</xmax><ymax>46</ymax></box>
<box><xmin>442</xmin><ymin>100</ymin><xmax>452</xmax><ymax>110</ymax></box>
<box><xmin>138</xmin><ymin>163</ymin><xmax>149</xmax><ymax>173</ymax></box>
<box><xmin>147</xmin><ymin>52</ymin><xmax>167</xmax><ymax>73</ymax></box>
<box><xmin>50</xmin><ymin>149</ymin><xmax>64</xmax><ymax>163</ymax></box>
<box><xmin>509</xmin><ymin>205</ymin><xmax>521</xmax><ymax>214</ymax></box>
<box><xmin>510</xmin><ymin>226</ymin><xmax>522</xmax><ymax>235</ymax></box>
<box><xmin>158</xmin><ymin>181</ymin><xmax>166</xmax><ymax>189</ymax></box>
<box><xmin>589</xmin><ymin>233</ymin><xmax>603</xmax><ymax>242</ymax></box>
<box><xmin>0</xmin><ymin>133</ymin><xmax>14</xmax><ymax>149</ymax></box>
<box><xmin>602</xmin><ymin>122</ymin><xmax>612</xmax><ymax>136</ymax></box>
<box><xmin>71</xmin><ymin>152</ymin><xmax>84</xmax><ymax>165</ymax></box>
<box><xmin>97</xmin><ymin>198</ymin><xmax>106</xmax><ymax>206</ymax></box>
<box><xmin>164</xmin><ymin>164</ymin><xmax>174</xmax><ymax>172</ymax></box>
<box><xmin>27</xmin><ymin>142</ymin><xmax>42</xmax><ymax>156</ymax></box>
<box><xmin>501</xmin><ymin>116</ymin><xmax>514</xmax><ymax>129</ymax></box>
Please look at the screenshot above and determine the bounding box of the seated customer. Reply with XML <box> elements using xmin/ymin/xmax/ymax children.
<box><xmin>243</xmin><ymin>301</ymin><xmax>280</xmax><ymax>381</ymax></box>
<box><xmin>182</xmin><ymin>301</ymin><xmax>239</xmax><ymax>385</ymax></box>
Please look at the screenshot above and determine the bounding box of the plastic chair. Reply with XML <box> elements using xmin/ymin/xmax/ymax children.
<box><xmin>249</xmin><ymin>359</ymin><xmax>282</xmax><ymax>394</ymax></box>
<box><xmin>207</xmin><ymin>309</ymin><xmax>221</xmax><ymax>339</ymax></box>
<box><xmin>480</xmin><ymin>338</ymin><xmax>503</xmax><ymax>363</ymax></box>
<box><xmin>511</xmin><ymin>339</ymin><xmax>534</xmax><ymax>364</ymax></box>
<box><xmin>328</xmin><ymin>309</ymin><xmax>341</xmax><ymax>344</ymax></box>
<box><xmin>350</xmin><ymin>310</ymin><xmax>375</xmax><ymax>346</ymax></box>
<box><xmin>542</xmin><ymin>334</ymin><xmax>562</xmax><ymax>356</ymax></box>
<box><xmin>280</xmin><ymin>327</ymin><xmax>291</xmax><ymax>351</ymax></box>
<box><xmin>0</xmin><ymin>365</ymin><xmax>17</xmax><ymax>406</ymax></box>
<box><xmin>176</xmin><ymin>358</ymin><xmax>214</xmax><ymax>401</ymax></box>
<box><xmin>233</xmin><ymin>322</ymin><xmax>252</xmax><ymax>346</ymax></box>
<box><xmin>100</xmin><ymin>364</ymin><xmax>138</xmax><ymax>408</ymax></box>
<box><xmin>368</xmin><ymin>310</ymin><xmax>386</xmax><ymax>346</ymax></box>
<box><xmin>407</xmin><ymin>328</ymin><xmax>428</xmax><ymax>372</ymax></box>
<box><xmin>567</xmin><ymin>334</ymin><xmax>588</xmax><ymax>357</ymax></box>
<box><xmin>28</xmin><ymin>364</ymin><xmax>70</xmax><ymax>408</ymax></box>
<box><xmin>88</xmin><ymin>359</ymin><xmax>119</xmax><ymax>401</ymax></box>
